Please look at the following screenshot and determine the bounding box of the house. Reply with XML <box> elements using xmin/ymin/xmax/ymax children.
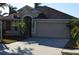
<box><xmin>32</xmin><ymin>6</ymin><xmax>76</xmax><ymax>39</ymax></box>
<box><xmin>0</xmin><ymin>5</ymin><xmax>77</xmax><ymax>39</ymax></box>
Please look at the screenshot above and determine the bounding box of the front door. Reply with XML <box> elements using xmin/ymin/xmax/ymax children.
<box><xmin>23</xmin><ymin>16</ymin><xmax>32</xmax><ymax>37</ymax></box>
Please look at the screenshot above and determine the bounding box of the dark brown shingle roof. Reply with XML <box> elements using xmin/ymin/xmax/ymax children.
<box><xmin>35</xmin><ymin>6</ymin><xmax>77</xmax><ymax>19</ymax></box>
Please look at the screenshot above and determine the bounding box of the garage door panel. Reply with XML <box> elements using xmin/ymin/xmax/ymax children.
<box><xmin>35</xmin><ymin>22</ymin><xmax>70</xmax><ymax>39</ymax></box>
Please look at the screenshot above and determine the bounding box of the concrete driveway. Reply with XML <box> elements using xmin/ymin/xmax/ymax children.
<box><xmin>0</xmin><ymin>38</ymin><xmax>69</xmax><ymax>55</ymax></box>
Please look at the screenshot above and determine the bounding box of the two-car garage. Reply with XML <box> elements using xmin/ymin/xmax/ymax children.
<box><xmin>32</xmin><ymin>19</ymin><xmax>71</xmax><ymax>39</ymax></box>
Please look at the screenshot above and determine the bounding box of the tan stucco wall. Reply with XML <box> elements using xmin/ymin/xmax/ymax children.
<box><xmin>32</xmin><ymin>19</ymin><xmax>71</xmax><ymax>39</ymax></box>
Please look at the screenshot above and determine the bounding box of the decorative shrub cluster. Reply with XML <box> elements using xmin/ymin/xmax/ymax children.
<box><xmin>15</xmin><ymin>20</ymin><xmax>27</xmax><ymax>33</ymax></box>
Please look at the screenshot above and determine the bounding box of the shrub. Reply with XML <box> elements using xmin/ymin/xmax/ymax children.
<box><xmin>15</xmin><ymin>20</ymin><xmax>27</xmax><ymax>33</ymax></box>
<box><xmin>66</xmin><ymin>18</ymin><xmax>79</xmax><ymax>48</ymax></box>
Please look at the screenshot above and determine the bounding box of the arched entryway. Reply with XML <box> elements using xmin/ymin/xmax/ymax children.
<box><xmin>23</xmin><ymin>16</ymin><xmax>32</xmax><ymax>37</ymax></box>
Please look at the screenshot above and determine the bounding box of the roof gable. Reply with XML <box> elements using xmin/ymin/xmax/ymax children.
<box><xmin>17</xmin><ymin>5</ymin><xmax>40</xmax><ymax>18</ymax></box>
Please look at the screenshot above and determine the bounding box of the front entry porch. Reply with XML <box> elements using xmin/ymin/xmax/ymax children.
<box><xmin>0</xmin><ymin>16</ymin><xmax>32</xmax><ymax>41</ymax></box>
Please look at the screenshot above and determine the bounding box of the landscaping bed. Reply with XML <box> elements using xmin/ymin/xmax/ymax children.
<box><xmin>62</xmin><ymin>39</ymin><xmax>79</xmax><ymax>55</ymax></box>
<box><xmin>0</xmin><ymin>36</ymin><xmax>18</xmax><ymax>44</ymax></box>
<box><xmin>64</xmin><ymin>39</ymin><xmax>78</xmax><ymax>49</ymax></box>
<box><xmin>65</xmin><ymin>18</ymin><xmax>79</xmax><ymax>49</ymax></box>
<box><xmin>0</xmin><ymin>38</ymin><xmax>17</xmax><ymax>44</ymax></box>
<box><xmin>62</xmin><ymin>18</ymin><xmax>79</xmax><ymax>55</ymax></box>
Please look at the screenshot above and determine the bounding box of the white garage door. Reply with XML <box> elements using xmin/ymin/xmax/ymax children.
<box><xmin>35</xmin><ymin>22</ymin><xmax>70</xmax><ymax>39</ymax></box>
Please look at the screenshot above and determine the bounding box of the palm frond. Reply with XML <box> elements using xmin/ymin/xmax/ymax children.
<box><xmin>0</xmin><ymin>3</ymin><xmax>7</xmax><ymax>9</ymax></box>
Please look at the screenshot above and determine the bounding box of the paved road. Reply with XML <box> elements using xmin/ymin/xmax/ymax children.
<box><xmin>0</xmin><ymin>38</ymin><xmax>69</xmax><ymax>55</ymax></box>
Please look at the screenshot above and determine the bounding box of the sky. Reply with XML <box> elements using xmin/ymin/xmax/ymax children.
<box><xmin>0</xmin><ymin>3</ymin><xmax>79</xmax><ymax>18</ymax></box>
<box><xmin>41</xmin><ymin>3</ymin><xmax>79</xmax><ymax>18</ymax></box>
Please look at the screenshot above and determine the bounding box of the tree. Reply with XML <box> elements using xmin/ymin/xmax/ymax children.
<box><xmin>0</xmin><ymin>3</ymin><xmax>17</xmax><ymax>15</ymax></box>
<box><xmin>0</xmin><ymin>11</ymin><xmax>2</xmax><ymax>16</ymax></box>
<box><xmin>0</xmin><ymin>3</ymin><xmax>7</xmax><ymax>9</ymax></box>
<box><xmin>0</xmin><ymin>10</ymin><xmax>8</xmax><ymax>16</ymax></box>
<box><xmin>34</xmin><ymin>3</ymin><xmax>41</xmax><ymax>8</ymax></box>
<box><xmin>8</xmin><ymin>4</ymin><xmax>17</xmax><ymax>14</ymax></box>
<box><xmin>0</xmin><ymin>3</ymin><xmax>9</xmax><ymax>16</ymax></box>
<box><xmin>67</xmin><ymin>18</ymin><xmax>79</xmax><ymax>48</ymax></box>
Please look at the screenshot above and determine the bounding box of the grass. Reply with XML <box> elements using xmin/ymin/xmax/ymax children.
<box><xmin>0</xmin><ymin>38</ymin><xmax>17</xmax><ymax>44</ymax></box>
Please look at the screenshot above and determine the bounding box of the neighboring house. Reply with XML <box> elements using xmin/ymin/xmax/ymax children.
<box><xmin>0</xmin><ymin>5</ymin><xmax>77</xmax><ymax>39</ymax></box>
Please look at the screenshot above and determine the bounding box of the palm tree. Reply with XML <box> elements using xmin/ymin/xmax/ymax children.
<box><xmin>0</xmin><ymin>10</ymin><xmax>8</xmax><ymax>16</ymax></box>
<box><xmin>0</xmin><ymin>3</ymin><xmax>7</xmax><ymax>9</ymax></box>
<box><xmin>0</xmin><ymin>3</ymin><xmax>8</xmax><ymax>16</ymax></box>
<box><xmin>8</xmin><ymin>4</ymin><xmax>17</xmax><ymax>14</ymax></box>
<box><xmin>34</xmin><ymin>3</ymin><xmax>41</xmax><ymax>8</ymax></box>
<box><xmin>0</xmin><ymin>3</ymin><xmax>17</xmax><ymax>15</ymax></box>
<box><xmin>0</xmin><ymin>11</ymin><xmax>2</xmax><ymax>16</ymax></box>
